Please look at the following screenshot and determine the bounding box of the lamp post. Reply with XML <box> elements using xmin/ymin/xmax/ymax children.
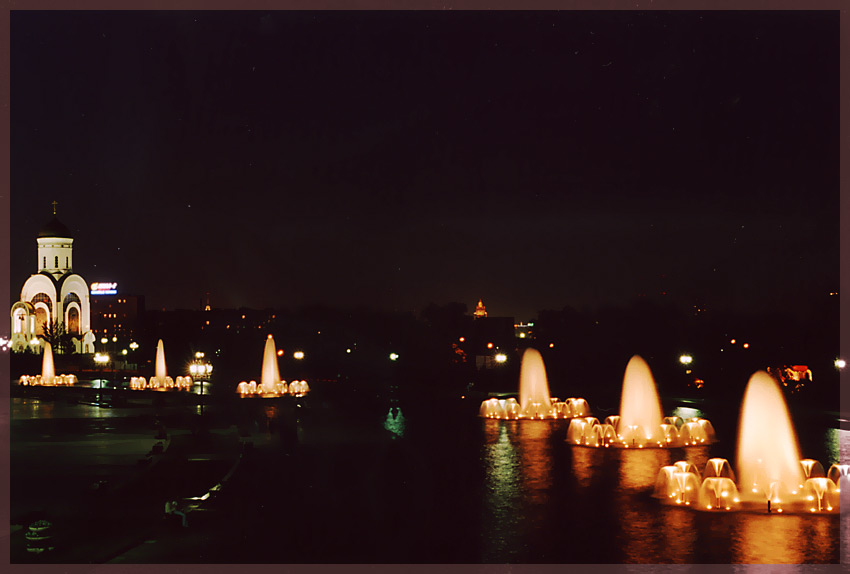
<box><xmin>189</xmin><ymin>352</ymin><xmax>213</xmax><ymax>415</ymax></box>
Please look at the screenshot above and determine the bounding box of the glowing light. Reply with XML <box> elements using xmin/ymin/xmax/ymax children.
<box><xmin>101</xmin><ymin>337</ymin><xmax>108</xmax><ymax>344</ymax></box>
<box><xmin>679</xmin><ymin>354</ymin><xmax>693</xmax><ymax>365</ymax></box>
<box><xmin>487</xmin><ymin>342</ymin><xmax>493</xmax><ymax>349</ymax></box>
<box><xmin>549</xmin><ymin>343</ymin><xmax>554</xmax><ymax>348</ymax></box>
<box><xmin>277</xmin><ymin>350</ymin><xmax>284</xmax><ymax>356</ymax></box>
<box><xmin>494</xmin><ymin>353</ymin><xmax>507</xmax><ymax>363</ymax></box>
<box><xmin>94</xmin><ymin>353</ymin><xmax>109</xmax><ymax>364</ymax></box>
<box><xmin>122</xmin><ymin>349</ymin><xmax>128</xmax><ymax>355</ymax></box>
<box><xmin>293</xmin><ymin>351</ymin><xmax>305</xmax><ymax>360</ymax></box>
<box><xmin>459</xmin><ymin>337</ymin><xmax>465</xmax><ymax>342</ymax></box>
<box><xmin>346</xmin><ymin>348</ymin><xmax>351</xmax><ymax>353</ymax></box>
<box><xmin>836</xmin><ymin>359</ymin><xmax>846</xmax><ymax>369</ymax></box>
<box><xmin>742</xmin><ymin>343</ymin><xmax>749</xmax><ymax>349</ymax></box>
<box><xmin>129</xmin><ymin>342</ymin><xmax>139</xmax><ymax>350</ymax></box>
<box><xmin>389</xmin><ymin>353</ymin><xmax>399</xmax><ymax>361</ymax></box>
<box><xmin>730</xmin><ymin>339</ymin><xmax>736</xmax><ymax>345</ymax></box>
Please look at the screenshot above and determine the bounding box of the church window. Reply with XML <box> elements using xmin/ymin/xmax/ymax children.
<box><xmin>65</xmin><ymin>257</ymin><xmax>69</xmax><ymax>267</ymax></box>
<box><xmin>43</xmin><ymin>256</ymin><xmax>46</xmax><ymax>268</ymax></box>
<box><xmin>54</xmin><ymin>256</ymin><xmax>58</xmax><ymax>268</ymax></box>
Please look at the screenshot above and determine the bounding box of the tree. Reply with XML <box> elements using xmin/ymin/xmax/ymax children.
<box><xmin>39</xmin><ymin>319</ymin><xmax>77</xmax><ymax>354</ymax></box>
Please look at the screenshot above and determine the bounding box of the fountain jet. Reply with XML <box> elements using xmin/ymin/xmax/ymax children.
<box><xmin>737</xmin><ymin>371</ymin><xmax>803</xmax><ymax>502</ymax></box>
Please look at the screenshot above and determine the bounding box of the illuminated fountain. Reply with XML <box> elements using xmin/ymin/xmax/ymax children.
<box><xmin>566</xmin><ymin>355</ymin><xmax>715</xmax><ymax>448</ymax></box>
<box><xmin>129</xmin><ymin>339</ymin><xmax>192</xmax><ymax>391</ymax></box>
<box><xmin>479</xmin><ymin>348</ymin><xmax>590</xmax><ymax>419</ymax></box>
<box><xmin>654</xmin><ymin>371</ymin><xmax>839</xmax><ymax>513</ymax></box>
<box><xmin>236</xmin><ymin>335</ymin><xmax>310</xmax><ymax>397</ymax></box>
<box><xmin>18</xmin><ymin>341</ymin><xmax>77</xmax><ymax>386</ymax></box>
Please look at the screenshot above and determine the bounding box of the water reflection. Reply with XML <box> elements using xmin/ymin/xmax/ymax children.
<box><xmin>733</xmin><ymin>513</ymin><xmax>838</xmax><ymax>563</ymax></box>
<box><xmin>517</xmin><ymin>421</ymin><xmax>553</xmax><ymax>499</ymax></box>
<box><xmin>660</xmin><ymin>508</ymin><xmax>696</xmax><ymax>563</ymax></box>
<box><xmin>571</xmin><ymin>446</ymin><xmax>604</xmax><ymax>489</ymax></box>
<box><xmin>481</xmin><ymin>420</ymin><xmax>521</xmax><ymax>562</ymax></box>
<box><xmin>681</xmin><ymin>446</ymin><xmax>711</xmax><ymax>476</ymax></box>
<box><xmin>619</xmin><ymin>448</ymin><xmax>671</xmax><ymax>491</ymax></box>
<box><xmin>822</xmin><ymin>427</ymin><xmax>841</xmax><ymax>466</ymax></box>
<box><xmin>383</xmin><ymin>407</ymin><xmax>406</xmax><ymax>438</ymax></box>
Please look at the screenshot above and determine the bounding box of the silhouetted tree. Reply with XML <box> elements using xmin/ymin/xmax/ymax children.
<box><xmin>39</xmin><ymin>319</ymin><xmax>77</xmax><ymax>354</ymax></box>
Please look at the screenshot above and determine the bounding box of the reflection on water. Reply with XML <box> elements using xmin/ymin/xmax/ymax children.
<box><xmin>481</xmin><ymin>420</ymin><xmax>521</xmax><ymax>562</ymax></box>
<box><xmin>12</xmin><ymin>398</ymin><xmax>119</xmax><ymax>419</ymax></box>
<box><xmin>383</xmin><ymin>407</ymin><xmax>406</xmax><ymax>438</ymax></box>
<box><xmin>822</xmin><ymin>427</ymin><xmax>841</xmax><ymax>466</ymax></box>
<box><xmin>571</xmin><ymin>446</ymin><xmax>604</xmax><ymax>488</ymax></box>
<box><xmin>682</xmin><ymin>446</ymin><xmax>711</xmax><ymax>476</ymax></box>
<box><xmin>733</xmin><ymin>513</ymin><xmax>838</xmax><ymax>563</ymax></box>
<box><xmin>619</xmin><ymin>448</ymin><xmax>671</xmax><ymax>491</ymax></box>
<box><xmin>517</xmin><ymin>421</ymin><xmax>553</xmax><ymax>499</ymax></box>
<box><xmin>660</xmin><ymin>508</ymin><xmax>696</xmax><ymax>563</ymax></box>
<box><xmin>617</xmin><ymin>449</ymin><xmax>672</xmax><ymax>562</ymax></box>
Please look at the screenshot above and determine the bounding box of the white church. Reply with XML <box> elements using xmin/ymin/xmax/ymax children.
<box><xmin>10</xmin><ymin>206</ymin><xmax>96</xmax><ymax>353</ymax></box>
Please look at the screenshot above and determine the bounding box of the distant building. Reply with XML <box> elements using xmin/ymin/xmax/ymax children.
<box><xmin>466</xmin><ymin>300</ymin><xmax>516</xmax><ymax>369</ymax></box>
<box><xmin>90</xmin><ymin>291</ymin><xmax>146</xmax><ymax>346</ymax></box>
<box><xmin>10</xmin><ymin>204</ymin><xmax>96</xmax><ymax>353</ymax></box>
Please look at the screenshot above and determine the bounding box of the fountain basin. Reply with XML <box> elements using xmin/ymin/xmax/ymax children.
<box><xmin>236</xmin><ymin>335</ymin><xmax>310</xmax><ymax>398</ymax></box>
<box><xmin>17</xmin><ymin>341</ymin><xmax>76</xmax><ymax>386</ymax></box>
<box><xmin>655</xmin><ymin>457</ymin><xmax>840</xmax><ymax>513</ymax></box>
<box><xmin>567</xmin><ymin>356</ymin><xmax>715</xmax><ymax>448</ymax></box>
<box><xmin>478</xmin><ymin>348</ymin><xmax>590</xmax><ymax>420</ymax></box>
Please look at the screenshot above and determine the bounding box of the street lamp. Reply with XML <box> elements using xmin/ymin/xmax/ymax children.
<box><xmin>189</xmin><ymin>352</ymin><xmax>213</xmax><ymax>414</ymax></box>
<box><xmin>94</xmin><ymin>352</ymin><xmax>110</xmax><ymax>384</ymax></box>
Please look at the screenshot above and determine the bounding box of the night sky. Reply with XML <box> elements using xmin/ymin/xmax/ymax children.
<box><xmin>10</xmin><ymin>10</ymin><xmax>839</xmax><ymax>320</ymax></box>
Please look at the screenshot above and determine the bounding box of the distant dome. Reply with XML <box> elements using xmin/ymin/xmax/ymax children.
<box><xmin>38</xmin><ymin>216</ymin><xmax>73</xmax><ymax>239</ymax></box>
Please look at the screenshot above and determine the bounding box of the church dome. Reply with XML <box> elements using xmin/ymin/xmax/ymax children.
<box><xmin>38</xmin><ymin>216</ymin><xmax>73</xmax><ymax>239</ymax></box>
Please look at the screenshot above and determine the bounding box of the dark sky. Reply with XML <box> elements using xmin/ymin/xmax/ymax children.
<box><xmin>10</xmin><ymin>10</ymin><xmax>839</xmax><ymax>320</ymax></box>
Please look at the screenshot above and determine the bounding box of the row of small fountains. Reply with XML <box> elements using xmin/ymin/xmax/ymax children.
<box><xmin>129</xmin><ymin>376</ymin><xmax>194</xmax><ymax>391</ymax></box>
<box><xmin>479</xmin><ymin>397</ymin><xmax>591</xmax><ymax>419</ymax></box>
<box><xmin>19</xmin><ymin>374</ymin><xmax>78</xmax><ymax>386</ymax></box>
<box><xmin>237</xmin><ymin>380</ymin><xmax>310</xmax><ymax>397</ymax></box>
<box><xmin>567</xmin><ymin>415</ymin><xmax>715</xmax><ymax>448</ymax></box>
<box><xmin>655</xmin><ymin>458</ymin><xmax>846</xmax><ymax>513</ymax></box>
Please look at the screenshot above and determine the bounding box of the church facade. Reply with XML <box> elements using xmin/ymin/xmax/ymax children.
<box><xmin>10</xmin><ymin>210</ymin><xmax>95</xmax><ymax>353</ymax></box>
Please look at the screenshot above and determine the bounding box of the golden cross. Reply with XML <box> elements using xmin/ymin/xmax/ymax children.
<box><xmin>51</xmin><ymin>200</ymin><xmax>58</xmax><ymax>215</ymax></box>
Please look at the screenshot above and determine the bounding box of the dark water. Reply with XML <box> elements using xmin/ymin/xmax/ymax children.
<box><xmin>10</xmin><ymin>390</ymin><xmax>845</xmax><ymax>564</ymax></box>
<box><xmin>213</xmin><ymin>391</ymin><xmax>843</xmax><ymax>564</ymax></box>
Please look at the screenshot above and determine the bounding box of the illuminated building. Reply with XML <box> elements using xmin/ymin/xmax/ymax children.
<box><xmin>90</xmin><ymin>288</ymin><xmax>145</xmax><ymax>345</ymax></box>
<box><xmin>10</xmin><ymin>204</ymin><xmax>96</xmax><ymax>353</ymax></box>
<box><xmin>473</xmin><ymin>299</ymin><xmax>487</xmax><ymax>319</ymax></box>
